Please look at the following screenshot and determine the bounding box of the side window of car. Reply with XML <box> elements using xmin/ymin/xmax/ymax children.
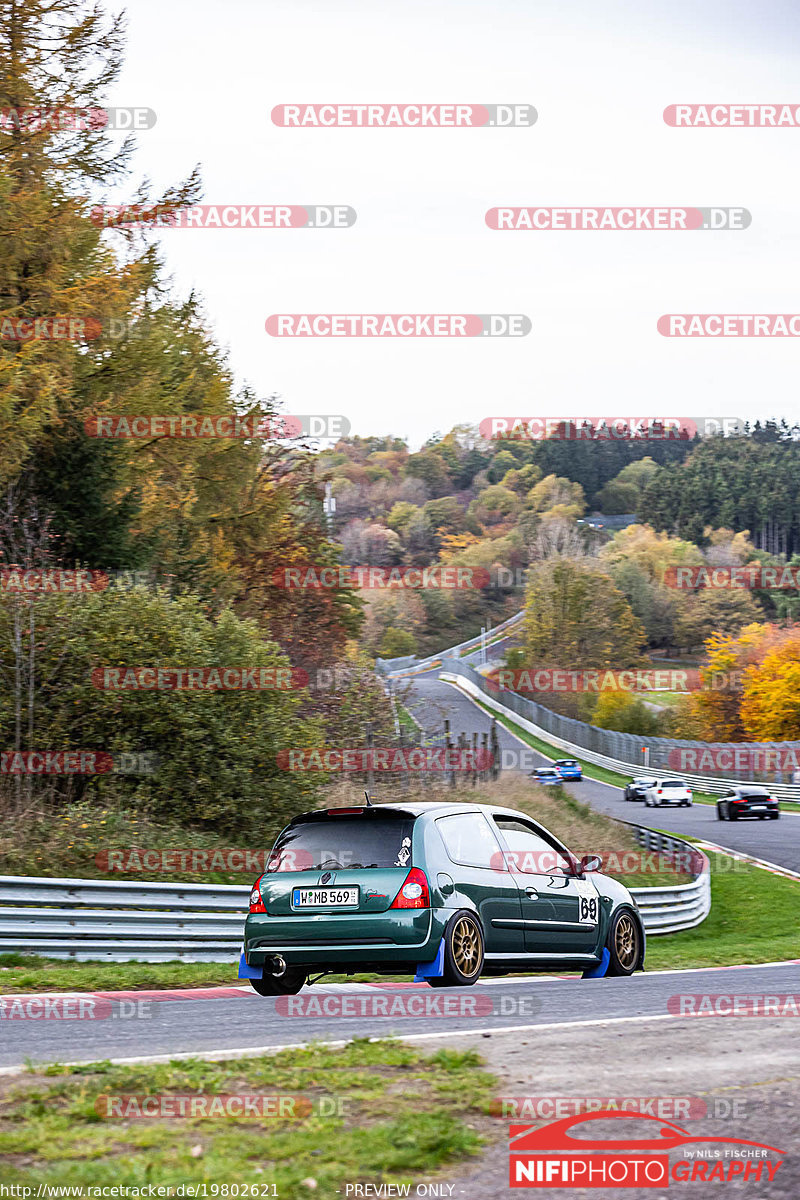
<box><xmin>493</xmin><ymin>818</ymin><xmax>571</xmax><ymax>876</ymax></box>
<box><xmin>436</xmin><ymin>813</ymin><xmax>505</xmax><ymax>870</ymax></box>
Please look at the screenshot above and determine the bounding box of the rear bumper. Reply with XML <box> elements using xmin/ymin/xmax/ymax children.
<box><xmin>243</xmin><ymin>908</ymin><xmax>446</xmax><ymax>967</ymax></box>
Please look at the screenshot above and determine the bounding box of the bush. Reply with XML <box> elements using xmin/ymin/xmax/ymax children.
<box><xmin>0</xmin><ymin>587</ymin><xmax>322</xmax><ymax>835</ymax></box>
<box><xmin>379</xmin><ymin>627</ymin><xmax>418</xmax><ymax>657</ymax></box>
<box><xmin>592</xmin><ymin>691</ymin><xmax>661</xmax><ymax>735</ymax></box>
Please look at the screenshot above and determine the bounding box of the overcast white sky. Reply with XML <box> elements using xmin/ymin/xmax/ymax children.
<box><xmin>105</xmin><ymin>0</ymin><xmax>800</xmax><ymax>447</ymax></box>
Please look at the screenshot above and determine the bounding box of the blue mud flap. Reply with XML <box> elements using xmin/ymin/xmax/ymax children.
<box><xmin>582</xmin><ymin>947</ymin><xmax>611</xmax><ymax>979</ymax></box>
<box><xmin>414</xmin><ymin>939</ymin><xmax>445</xmax><ymax>982</ymax></box>
<box><xmin>238</xmin><ymin>950</ymin><xmax>263</xmax><ymax>980</ymax></box>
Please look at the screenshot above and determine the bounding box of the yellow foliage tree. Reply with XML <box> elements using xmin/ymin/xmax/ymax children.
<box><xmin>740</xmin><ymin>630</ymin><xmax>800</xmax><ymax>740</ymax></box>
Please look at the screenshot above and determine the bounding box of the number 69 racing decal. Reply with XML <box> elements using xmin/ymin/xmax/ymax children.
<box><xmin>575</xmin><ymin>879</ymin><xmax>599</xmax><ymax>924</ymax></box>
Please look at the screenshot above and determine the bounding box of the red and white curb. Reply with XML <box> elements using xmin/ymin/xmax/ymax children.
<box><xmin>2</xmin><ymin>959</ymin><xmax>798</xmax><ymax>1009</ymax></box>
<box><xmin>692</xmin><ymin>839</ymin><xmax>800</xmax><ymax>881</ymax></box>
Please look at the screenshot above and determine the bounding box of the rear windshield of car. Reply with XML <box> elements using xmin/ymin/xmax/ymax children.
<box><xmin>661</xmin><ymin>780</ymin><xmax>687</xmax><ymax>788</ymax></box>
<box><xmin>267</xmin><ymin>814</ymin><xmax>416</xmax><ymax>872</ymax></box>
<box><xmin>740</xmin><ymin>790</ymin><xmax>769</xmax><ymax>798</ymax></box>
<box><xmin>558</xmin><ymin>761</ymin><xmax>578</xmax><ymax>767</ymax></box>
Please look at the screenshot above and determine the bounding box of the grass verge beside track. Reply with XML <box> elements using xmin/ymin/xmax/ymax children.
<box><xmin>0</xmin><ymin>1041</ymin><xmax>498</xmax><ymax>1194</ymax></box>
<box><xmin>643</xmin><ymin>850</ymin><xmax>800</xmax><ymax>970</ymax></box>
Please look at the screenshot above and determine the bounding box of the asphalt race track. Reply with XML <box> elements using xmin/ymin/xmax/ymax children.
<box><xmin>1</xmin><ymin>963</ymin><xmax>798</xmax><ymax>1070</ymax></box>
<box><xmin>403</xmin><ymin>674</ymin><xmax>800</xmax><ymax>873</ymax></box>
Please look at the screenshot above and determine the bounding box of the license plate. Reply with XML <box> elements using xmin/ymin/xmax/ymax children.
<box><xmin>750</xmin><ymin>805</ymin><xmax>766</xmax><ymax>810</ymax></box>
<box><xmin>292</xmin><ymin>887</ymin><xmax>359</xmax><ymax>908</ymax></box>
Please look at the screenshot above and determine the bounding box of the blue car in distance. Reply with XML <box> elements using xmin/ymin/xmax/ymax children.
<box><xmin>530</xmin><ymin>766</ymin><xmax>563</xmax><ymax>786</ymax></box>
<box><xmin>554</xmin><ymin>758</ymin><xmax>583</xmax><ymax>781</ymax></box>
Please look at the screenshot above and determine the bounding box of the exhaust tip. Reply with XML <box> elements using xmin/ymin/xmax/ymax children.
<box><xmin>269</xmin><ymin>954</ymin><xmax>287</xmax><ymax>977</ymax></box>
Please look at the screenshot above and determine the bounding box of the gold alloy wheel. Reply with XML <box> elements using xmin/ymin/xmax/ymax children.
<box><xmin>614</xmin><ymin>913</ymin><xmax>638</xmax><ymax>970</ymax></box>
<box><xmin>452</xmin><ymin>916</ymin><xmax>482</xmax><ymax>977</ymax></box>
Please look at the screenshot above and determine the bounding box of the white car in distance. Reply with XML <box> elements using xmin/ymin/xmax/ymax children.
<box><xmin>644</xmin><ymin>778</ymin><xmax>693</xmax><ymax>808</ymax></box>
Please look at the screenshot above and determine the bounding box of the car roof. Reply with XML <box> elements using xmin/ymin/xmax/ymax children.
<box><xmin>288</xmin><ymin>800</ymin><xmax>554</xmax><ymax>822</ymax></box>
<box><xmin>731</xmin><ymin>784</ymin><xmax>769</xmax><ymax>793</ymax></box>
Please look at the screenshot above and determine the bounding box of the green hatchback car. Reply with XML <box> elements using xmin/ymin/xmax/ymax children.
<box><xmin>240</xmin><ymin>801</ymin><xmax>645</xmax><ymax>994</ymax></box>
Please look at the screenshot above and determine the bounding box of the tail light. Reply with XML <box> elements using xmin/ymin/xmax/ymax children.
<box><xmin>733</xmin><ymin>796</ymin><xmax>747</xmax><ymax>803</ymax></box>
<box><xmin>657</xmin><ymin>789</ymin><xmax>663</xmax><ymax>795</ymax></box>
<box><xmin>249</xmin><ymin>875</ymin><xmax>267</xmax><ymax>913</ymax></box>
<box><xmin>390</xmin><ymin>867</ymin><xmax>430</xmax><ymax>910</ymax></box>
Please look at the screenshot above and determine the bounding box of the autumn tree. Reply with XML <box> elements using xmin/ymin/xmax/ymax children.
<box><xmin>680</xmin><ymin>624</ymin><xmax>779</xmax><ymax>741</ymax></box>
<box><xmin>524</xmin><ymin>559</ymin><xmax>645</xmax><ymax>670</ymax></box>
<box><xmin>740</xmin><ymin>630</ymin><xmax>800</xmax><ymax>740</ymax></box>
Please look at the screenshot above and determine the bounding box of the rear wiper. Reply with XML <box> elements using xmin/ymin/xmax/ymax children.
<box><xmin>313</xmin><ymin>860</ymin><xmax>381</xmax><ymax>870</ymax></box>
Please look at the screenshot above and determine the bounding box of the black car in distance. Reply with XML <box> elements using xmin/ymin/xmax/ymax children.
<box><xmin>624</xmin><ymin>777</ymin><xmax>656</xmax><ymax>802</ymax></box>
<box><xmin>716</xmin><ymin>785</ymin><xmax>780</xmax><ymax>821</ymax></box>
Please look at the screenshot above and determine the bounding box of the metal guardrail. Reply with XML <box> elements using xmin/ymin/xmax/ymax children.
<box><xmin>0</xmin><ymin>825</ymin><xmax>708</xmax><ymax>962</ymax></box>
<box><xmin>0</xmin><ymin>875</ymin><xmax>249</xmax><ymax>963</ymax></box>
<box><xmin>377</xmin><ymin>611</ymin><xmax>524</xmax><ymax>677</ymax></box>
<box><xmin>618</xmin><ymin>823</ymin><xmax>711</xmax><ymax>935</ymax></box>
<box><xmin>440</xmin><ymin>660</ymin><xmax>800</xmax><ymax>801</ymax></box>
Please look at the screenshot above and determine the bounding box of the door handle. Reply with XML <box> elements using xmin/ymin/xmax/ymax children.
<box><xmin>525</xmin><ymin>887</ymin><xmax>539</xmax><ymax>899</ymax></box>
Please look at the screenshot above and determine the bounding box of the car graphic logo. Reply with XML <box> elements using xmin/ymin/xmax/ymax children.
<box><xmin>508</xmin><ymin>1111</ymin><xmax>784</xmax><ymax>1188</ymax></box>
<box><xmin>320</xmin><ymin>872</ymin><xmax>333</xmax><ymax>885</ymax></box>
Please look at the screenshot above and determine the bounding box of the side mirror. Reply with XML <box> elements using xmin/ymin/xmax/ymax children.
<box><xmin>580</xmin><ymin>853</ymin><xmax>602</xmax><ymax>874</ymax></box>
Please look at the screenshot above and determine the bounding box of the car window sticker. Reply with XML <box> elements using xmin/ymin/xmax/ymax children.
<box><xmin>395</xmin><ymin>837</ymin><xmax>412</xmax><ymax>867</ymax></box>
